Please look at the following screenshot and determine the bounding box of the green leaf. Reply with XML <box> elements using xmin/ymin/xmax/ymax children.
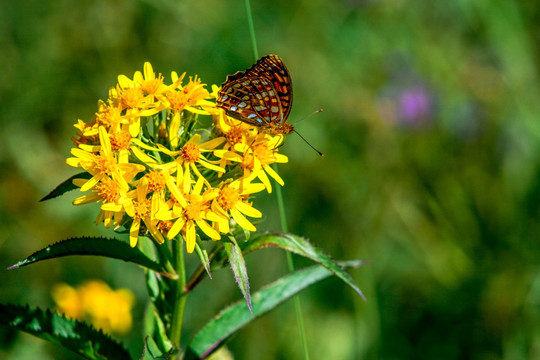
<box><xmin>7</xmin><ymin>237</ymin><xmax>167</xmax><ymax>274</ymax></box>
<box><xmin>209</xmin><ymin>232</ymin><xmax>366</xmax><ymax>300</ymax></box>
<box><xmin>186</xmin><ymin>261</ymin><xmax>364</xmax><ymax>359</ymax></box>
<box><xmin>194</xmin><ymin>237</ymin><xmax>211</xmax><ymax>279</ymax></box>
<box><xmin>242</xmin><ymin>232</ymin><xmax>366</xmax><ymax>300</ymax></box>
<box><xmin>0</xmin><ymin>303</ymin><xmax>131</xmax><ymax>360</ymax></box>
<box><xmin>40</xmin><ymin>172</ymin><xmax>92</xmax><ymax>201</ymax></box>
<box><xmin>140</xmin><ymin>336</ymin><xmax>175</xmax><ymax>360</ymax></box>
<box><xmin>223</xmin><ymin>237</ymin><xmax>252</xmax><ymax>313</ymax></box>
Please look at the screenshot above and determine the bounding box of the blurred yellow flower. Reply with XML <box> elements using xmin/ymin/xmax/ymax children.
<box><xmin>52</xmin><ymin>280</ymin><xmax>135</xmax><ymax>335</ymax></box>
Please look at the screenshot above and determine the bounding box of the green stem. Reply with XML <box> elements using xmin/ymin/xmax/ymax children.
<box><xmin>273</xmin><ymin>165</ymin><xmax>310</xmax><ymax>360</ymax></box>
<box><xmin>170</xmin><ymin>236</ymin><xmax>187</xmax><ymax>349</ymax></box>
<box><xmin>243</xmin><ymin>2</ymin><xmax>310</xmax><ymax>358</ymax></box>
<box><xmin>244</xmin><ymin>0</ymin><xmax>259</xmax><ymax>60</ymax></box>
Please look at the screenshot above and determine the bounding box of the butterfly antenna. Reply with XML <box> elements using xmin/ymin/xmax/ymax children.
<box><xmin>293</xmin><ymin>108</ymin><xmax>324</xmax><ymax>125</ymax></box>
<box><xmin>293</xmin><ymin>129</ymin><xmax>324</xmax><ymax>157</ymax></box>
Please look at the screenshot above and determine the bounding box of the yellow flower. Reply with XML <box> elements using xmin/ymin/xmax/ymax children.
<box><xmin>65</xmin><ymin>61</ymin><xmax>292</xmax><ymax>253</ymax></box>
<box><xmin>53</xmin><ymin>281</ymin><xmax>135</xmax><ymax>335</ymax></box>
<box><xmin>149</xmin><ymin>134</ymin><xmax>226</xmax><ymax>193</ymax></box>
<box><xmin>157</xmin><ymin>176</ymin><xmax>227</xmax><ymax>253</ymax></box>
<box><xmin>72</xmin><ymin>176</ymin><xmax>131</xmax><ymax>229</ymax></box>
<box><xmin>52</xmin><ymin>283</ymin><xmax>83</xmax><ymax>319</ymax></box>
<box><xmin>113</xmin><ymin>64</ymin><xmax>169</xmax><ymax>137</ymax></box>
<box><xmin>123</xmin><ymin>178</ymin><xmax>165</xmax><ymax>247</ymax></box>
<box><xmin>135</xmin><ymin>62</ymin><xmax>167</xmax><ymax>98</ymax></box>
<box><xmin>66</xmin><ymin>126</ymin><xmax>145</xmax><ymax>192</ymax></box>
<box><xmin>216</xmin><ymin>134</ymin><xmax>288</xmax><ymax>193</ymax></box>
<box><xmin>212</xmin><ymin>111</ymin><xmax>255</xmax><ymax>174</ymax></box>
<box><xmin>212</xmin><ymin>179</ymin><xmax>265</xmax><ymax>233</ymax></box>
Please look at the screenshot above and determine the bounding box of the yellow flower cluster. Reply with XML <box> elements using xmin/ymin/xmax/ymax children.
<box><xmin>52</xmin><ymin>280</ymin><xmax>135</xmax><ymax>335</ymax></box>
<box><xmin>66</xmin><ymin>62</ymin><xmax>288</xmax><ymax>253</ymax></box>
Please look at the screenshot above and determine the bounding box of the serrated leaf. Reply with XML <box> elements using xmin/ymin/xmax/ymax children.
<box><xmin>186</xmin><ymin>261</ymin><xmax>364</xmax><ymax>359</ymax></box>
<box><xmin>7</xmin><ymin>237</ymin><xmax>167</xmax><ymax>274</ymax></box>
<box><xmin>210</xmin><ymin>232</ymin><xmax>366</xmax><ymax>300</ymax></box>
<box><xmin>243</xmin><ymin>233</ymin><xmax>366</xmax><ymax>300</ymax></box>
<box><xmin>223</xmin><ymin>237</ymin><xmax>251</xmax><ymax>313</ymax></box>
<box><xmin>40</xmin><ymin>172</ymin><xmax>92</xmax><ymax>201</ymax></box>
<box><xmin>0</xmin><ymin>303</ymin><xmax>131</xmax><ymax>360</ymax></box>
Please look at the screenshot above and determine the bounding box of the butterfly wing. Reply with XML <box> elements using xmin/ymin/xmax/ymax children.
<box><xmin>217</xmin><ymin>55</ymin><xmax>293</xmax><ymax>129</ymax></box>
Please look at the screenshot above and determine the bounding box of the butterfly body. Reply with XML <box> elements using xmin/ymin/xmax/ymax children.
<box><xmin>217</xmin><ymin>55</ymin><xmax>294</xmax><ymax>135</ymax></box>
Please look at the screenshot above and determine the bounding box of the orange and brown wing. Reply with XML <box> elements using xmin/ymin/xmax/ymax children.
<box><xmin>216</xmin><ymin>54</ymin><xmax>293</xmax><ymax>129</ymax></box>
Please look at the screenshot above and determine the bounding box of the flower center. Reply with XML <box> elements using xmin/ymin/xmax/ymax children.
<box><xmin>253</xmin><ymin>143</ymin><xmax>275</xmax><ymax>165</ymax></box>
<box><xmin>144</xmin><ymin>171</ymin><xmax>166</xmax><ymax>193</ymax></box>
<box><xmin>158</xmin><ymin>220</ymin><xmax>173</xmax><ymax>233</ymax></box>
<box><xmin>166</xmin><ymin>90</ymin><xmax>188</xmax><ymax>112</ymax></box>
<box><xmin>184</xmin><ymin>202</ymin><xmax>205</xmax><ymax>221</ymax></box>
<box><xmin>181</xmin><ymin>143</ymin><xmax>200</xmax><ymax>162</ymax></box>
<box><xmin>183</xmin><ymin>77</ymin><xmax>208</xmax><ymax>105</ymax></box>
<box><xmin>121</xmin><ymin>87</ymin><xmax>144</xmax><ymax>109</ymax></box>
<box><xmin>142</xmin><ymin>76</ymin><xmax>163</xmax><ymax>95</ymax></box>
<box><xmin>242</xmin><ymin>152</ymin><xmax>255</xmax><ymax>170</ymax></box>
<box><xmin>226</xmin><ymin>126</ymin><xmax>243</xmax><ymax>146</ymax></box>
<box><xmin>218</xmin><ymin>186</ymin><xmax>239</xmax><ymax>211</ymax></box>
<box><xmin>109</xmin><ymin>131</ymin><xmax>131</xmax><ymax>151</ymax></box>
<box><xmin>133</xmin><ymin>198</ymin><xmax>151</xmax><ymax>220</ymax></box>
<box><xmin>96</xmin><ymin>178</ymin><xmax>121</xmax><ymax>203</ymax></box>
<box><xmin>95</xmin><ymin>102</ymin><xmax>121</xmax><ymax>129</ymax></box>
<box><xmin>95</xmin><ymin>152</ymin><xmax>117</xmax><ymax>175</ymax></box>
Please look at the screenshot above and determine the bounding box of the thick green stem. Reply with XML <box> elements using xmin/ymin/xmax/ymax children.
<box><xmin>170</xmin><ymin>236</ymin><xmax>187</xmax><ymax>348</ymax></box>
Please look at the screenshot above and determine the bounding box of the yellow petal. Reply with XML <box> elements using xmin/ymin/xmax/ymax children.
<box><xmin>117</xmin><ymin>74</ymin><xmax>132</xmax><ymax>89</ymax></box>
<box><xmin>231</xmin><ymin>208</ymin><xmax>256</xmax><ymax>232</ymax></box>
<box><xmin>130</xmin><ymin>220</ymin><xmax>140</xmax><ymax>247</ymax></box>
<box><xmin>263</xmin><ymin>164</ymin><xmax>284</xmax><ymax>186</ymax></box>
<box><xmin>199</xmin><ymin>159</ymin><xmax>225</xmax><ymax>173</ymax></box>
<box><xmin>193</xmin><ymin>175</ymin><xmax>204</xmax><ymax>196</ymax></box>
<box><xmin>146</xmin><ymin>220</ymin><xmax>165</xmax><ymax>244</ymax></box>
<box><xmin>256</xmin><ymin>168</ymin><xmax>272</xmax><ymax>193</ymax></box>
<box><xmin>101</xmin><ymin>203</ymin><xmax>123</xmax><ymax>212</ymax></box>
<box><xmin>168</xmin><ymin>218</ymin><xmax>185</xmax><ymax>239</ymax></box>
<box><xmin>73</xmin><ymin>193</ymin><xmax>100</xmax><ymax>205</ymax></box>
<box><xmin>235</xmin><ymin>201</ymin><xmax>262</xmax><ymax>218</ymax></box>
<box><xmin>79</xmin><ymin>144</ymin><xmax>101</xmax><ymax>153</ymax></box>
<box><xmin>196</xmin><ymin>220</ymin><xmax>220</xmax><ymax>240</ymax></box>
<box><xmin>144</xmin><ymin>62</ymin><xmax>154</xmax><ymax>80</ymax></box>
<box><xmin>80</xmin><ymin>176</ymin><xmax>99</xmax><ymax>192</ymax></box>
<box><xmin>66</xmin><ymin>157</ymin><xmax>81</xmax><ymax>167</ymax></box>
<box><xmin>131</xmin><ymin>146</ymin><xmax>159</xmax><ymax>167</ymax></box>
<box><xmin>185</xmin><ymin>221</ymin><xmax>196</xmax><ymax>253</ymax></box>
<box><xmin>129</xmin><ymin>118</ymin><xmax>141</xmax><ymax>137</ymax></box>
<box><xmin>98</xmin><ymin>126</ymin><xmax>112</xmax><ymax>155</ymax></box>
<box><xmin>200</xmin><ymin>137</ymin><xmax>225</xmax><ymax>150</ymax></box>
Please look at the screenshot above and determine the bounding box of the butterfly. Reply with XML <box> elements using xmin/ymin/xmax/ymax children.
<box><xmin>216</xmin><ymin>54</ymin><xmax>294</xmax><ymax>135</ymax></box>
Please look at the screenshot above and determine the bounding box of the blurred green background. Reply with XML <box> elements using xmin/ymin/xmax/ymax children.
<box><xmin>2</xmin><ymin>0</ymin><xmax>540</xmax><ymax>359</ymax></box>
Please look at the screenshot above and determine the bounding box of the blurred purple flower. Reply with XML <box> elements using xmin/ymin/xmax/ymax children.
<box><xmin>397</xmin><ymin>86</ymin><xmax>432</xmax><ymax>126</ymax></box>
<box><xmin>378</xmin><ymin>83</ymin><xmax>435</xmax><ymax>130</ymax></box>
